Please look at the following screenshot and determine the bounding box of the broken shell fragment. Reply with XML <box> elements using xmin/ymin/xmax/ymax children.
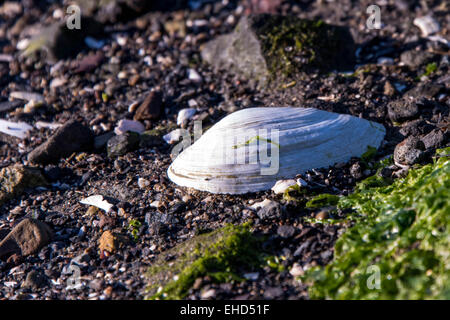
<box><xmin>168</xmin><ymin>107</ymin><xmax>385</xmax><ymax>194</ymax></box>
<box><xmin>413</xmin><ymin>15</ymin><xmax>440</xmax><ymax>37</ymax></box>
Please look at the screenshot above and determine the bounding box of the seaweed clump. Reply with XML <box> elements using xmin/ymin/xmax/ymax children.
<box><xmin>146</xmin><ymin>224</ymin><xmax>263</xmax><ymax>300</ymax></box>
<box><xmin>305</xmin><ymin>148</ymin><xmax>450</xmax><ymax>299</ymax></box>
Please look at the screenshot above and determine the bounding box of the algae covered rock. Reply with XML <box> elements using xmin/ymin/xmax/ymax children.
<box><xmin>201</xmin><ymin>14</ymin><xmax>355</xmax><ymax>86</ymax></box>
<box><xmin>145</xmin><ymin>224</ymin><xmax>263</xmax><ymax>299</ymax></box>
<box><xmin>0</xmin><ymin>165</ymin><xmax>46</xmax><ymax>206</ymax></box>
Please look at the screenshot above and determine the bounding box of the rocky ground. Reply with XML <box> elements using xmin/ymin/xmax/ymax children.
<box><xmin>0</xmin><ymin>0</ymin><xmax>448</xmax><ymax>300</ymax></box>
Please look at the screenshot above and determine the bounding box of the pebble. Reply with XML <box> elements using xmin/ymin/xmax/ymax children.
<box><xmin>251</xmin><ymin>199</ymin><xmax>282</xmax><ymax>220</ymax></box>
<box><xmin>10</xmin><ymin>91</ymin><xmax>44</xmax><ymax>103</ymax></box>
<box><xmin>28</xmin><ymin>120</ymin><xmax>94</xmax><ymax>164</ymax></box>
<box><xmin>107</xmin><ymin>132</ymin><xmax>140</xmax><ymax>157</ymax></box>
<box><xmin>134</xmin><ymin>91</ymin><xmax>163</xmax><ymax>121</ymax></box>
<box><xmin>138</xmin><ymin>178</ymin><xmax>150</xmax><ymax>189</ymax></box>
<box><xmin>421</xmin><ymin>129</ymin><xmax>446</xmax><ymax>150</ymax></box>
<box><xmin>277</xmin><ymin>225</ymin><xmax>296</xmax><ymax>238</ymax></box>
<box><xmin>0</xmin><ymin>165</ymin><xmax>46</xmax><ymax>206</ymax></box>
<box><xmin>22</xmin><ymin>270</ymin><xmax>48</xmax><ymax>289</ymax></box>
<box><xmin>0</xmin><ymin>219</ymin><xmax>52</xmax><ymax>258</ymax></box>
<box><xmin>387</xmin><ymin>99</ymin><xmax>419</xmax><ymax>123</ymax></box>
<box><xmin>188</xmin><ymin>69</ymin><xmax>202</xmax><ymax>82</ymax></box>
<box><xmin>394</xmin><ymin>136</ymin><xmax>426</xmax><ymax>166</ymax></box>
<box><xmin>289</xmin><ymin>263</ymin><xmax>304</xmax><ymax>277</ymax></box>
<box><xmin>163</xmin><ymin>129</ymin><xmax>185</xmax><ymax>144</ymax></box>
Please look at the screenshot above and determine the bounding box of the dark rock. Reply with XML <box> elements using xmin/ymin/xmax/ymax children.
<box><xmin>0</xmin><ymin>100</ymin><xmax>21</xmax><ymax>113</ymax></box>
<box><xmin>22</xmin><ymin>270</ymin><xmax>48</xmax><ymax>290</ymax></box>
<box><xmin>387</xmin><ymin>99</ymin><xmax>419</xmax><ymax>123</ymax></box>
<box><xmin>134</xmin><ymin>91</ymin><xmax>163</xmax><ymax>121</ymax></box>
<box><xmin>405</xmin><ymin>83</ymin><xmax>444</xmax><ymax>99</ymax></box>
<box><xmin>394</xmin><ymin>136</ymin><xmax>426</xmax><ymax>166</ymax></box>
<box><xmin>379</xmin><ymin>167</ymin><xmax>394</xmax><ymax>178</ymax></box>
<box><xmin>107</xmin><ymin>132</ymin><xmax>140</xmax><ymax>157</ymax></box>
<box><xmin>201</xmin><ymin>14</ymin><xmax>355</xmax><ymax>87</ymax></box>
<box><xmin>421</xmin><ymin>129</ymin><xmax>447</xmax><ymax>150</ymax></box>
<box><xmin>22</xmin><ymin>18</ymin><xmax>104</xmax><ymax>62</ymax></box>
<box><xmin>139</xmin><ymin>130</ymin><xmax>165</xmax><ymax>148</ymax></box>
<box><xmin>293</xmin><ymin>240</ymin><xmax>311</xmax><ymax>257</ymax></box>
<box><xmin>277</xmin><ymin>225</ymin><xmax>296</xmax><ymax>238</ymax></box>
<box><xmin>0</xmin><ymin>165</ymin><xmax>46</xmax><ymax>206</ymax></box>
<box><xmin>28</xmin><ymin>120</ymin><xmax>94</xmax><ymax>165</ymax></box>
<box><xmin>400</xmin><ymin>50</ymin><xmax>434</xmax><ymax>68</ymax></box>
<box><xmin>0</xmin><ymin>219</ymin><xmax>52</xmax><ymax>259</ymax></box>
<box><xmin>399</xmin><ymin>119</ymin><xmax>434</xmax><ymax>137</ymax></box>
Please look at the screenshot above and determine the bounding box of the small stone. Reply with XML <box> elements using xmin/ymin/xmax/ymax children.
<box><xmin>315</xmin><ymin>211</ymin><xmax>329</xmax><ymax>220</ymax></box>
<box><xmin>277</xmin><ymin>225</ymin><xmax>296</xmax><ymax>238</ymax></box>
<box><xmin>10</xmin><ymin>91</ymin><xmax>44</xmax><ymax>103</ymax></box>
<box><xmin>138</xmin><ymin>178</ymin><xmax>150</xmax><ymax>189</ymax></box>
<box><xmin>263</xmin><ymin>287</ymin><xmax>283</xmax><ymax>299</ymax></box>
<box><xmin>289</xmin><ymin>263</ymin><xmax>304</xmax><ymax>277</ymax></box>
<box><xmin>421</xmin><ymin>129</ymin><xmax>446</xmax><ymax>150</ymax></box>
<box><xmin>350</xmin><ymin>162</ymin><xmax>363</xmax><ymax>179</ymax></box>
<box><xmin>28</xmin><ymin>120</ymin><xmax>94</xmax><ymax>165</ymax></box>
<box><xmin>384</xmin><ymin>81</ymin><xmax>397</xmax><ymax>96</ymax></box>
<box><xmin>0</xmin><ymin>219</ymin><xmax>52</xmax><ymax>259</ymax></box>
<box><xmin>394</xmin><ymin>136</ymin><xmax>426</xmax><ymax>166</ymax></box>
<box><xmin>387</xmin><ymin>99</ymin><xmax>419</xmax><ymax>123</ymax></box>
<box><xmin>134</xmin><ymin>91</ymin><xmax>163</xmax><ymax>121</ymax></box>
<box><xmin>107</xmin><ymin>132</ymin><xmax>140</xmax><ymax>158</ymax></box>
<box><xmin>0</xmin><ymin>165</ymin><xmax>46</xmax><ymax>206</ymax></box>
<box><xmin>200</xmin><ymin>288</ymin><xmax>216</xmax><ymax>299</ymax></box>
<box><xmin>22</xmin><ymin>270</ymin><xmax>48</xmax><ymax>290</ymax></box>
<box><xmin>251</xmin><ymin>199</ymin><xmax>282</xmax><ymax>220</ymax></box>
<box><xmin>98</xmin><ymin>231</ymin><xmax>123</xmax><ymax>254</ymax></box>
<box><xmin>271</xmin><ymin>179</ymin><xmax>297</xmax><ymax>194</ymax></box>
<box><xmin>400</xmin><ymin>50</ymin><xmax>434</xmax><ymax>68</ymax></box>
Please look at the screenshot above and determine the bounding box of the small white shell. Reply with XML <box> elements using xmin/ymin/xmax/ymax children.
<box><xmin>413</xmin><ymin>15</ymin><xmax>440</xmax><ymax>37</ymax></box>
<box><xmin>168</xmin><ymin>107</ymin><xmax>385</xmax><ymax>194</ymax></box>
<box><xmin>114</xmin><ymin>119</ymin><xmax>145</xmax><ymax>135</ymax></box>
<box><xmin>0</xmin><ymin>119</ymin><xmax>33</xmax><ymax>139</ymax></box>
<box><xmin>271</xmin><ymin>179</ymin><xmax>297</xmax><ymax>194</ymax></box>
<box><xmin>177</xmin><ymin>108</ymin><xmax>197</xmax><ymax>126</ymax></box>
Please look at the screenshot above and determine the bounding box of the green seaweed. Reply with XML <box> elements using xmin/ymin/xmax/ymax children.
<box><xmin>305</xmin><ymin>194</ymin><xmax>340</xmax><ymax>209</ymax></box>
<box><xmin>231</xmin><ymin>135</ymin><xmax>280</xmax><ymax>149</ymax></box>
<box><xmin>304</xmin><ymin>148</ymin><xmax>450</xmax><ymax>299</ymax></box>
<box><xmin>146</xmin><ymin>223</ymin><xmax>264</xmax><ymax>300</ymax></box>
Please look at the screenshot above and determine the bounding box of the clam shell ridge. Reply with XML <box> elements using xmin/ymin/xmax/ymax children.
<box><xmin>168</xmin><ymin>107</ymin><xmax>385</xmax><ymax>194</ymax></box>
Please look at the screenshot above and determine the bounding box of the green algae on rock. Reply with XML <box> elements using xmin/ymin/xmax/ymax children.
<box><xmin>304</xmin><ymin>148</ymin><xmax>450</xmax><ymax>299</ymax></box>
<box><xmin>201</xmin><ymin>14</ymin><xmax>355</xmax><ymax>87</ymax></box>
<box><xmin>0</xmin><ymin>165</ymin><xmax>46</xmax><ymax>206</ymax></box>
<box><xmin>145</xmin><ymin>224</ymin><xmax>263</xmax><ymax>299</ymax></box>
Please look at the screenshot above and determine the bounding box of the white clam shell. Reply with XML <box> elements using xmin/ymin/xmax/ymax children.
<box><xmin>168</xmin><ymin>107</ymin><xmax>386</xmax><ymax>194</ymax></box>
